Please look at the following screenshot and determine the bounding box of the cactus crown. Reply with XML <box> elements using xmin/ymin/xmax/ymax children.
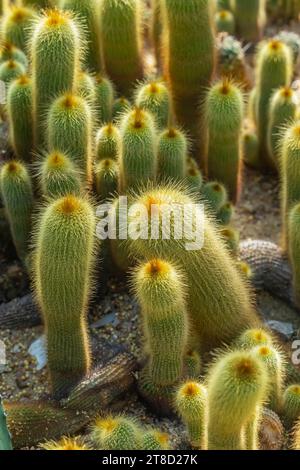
<box><xmin>41</xmin><ymin>436</ymin><xmax>90</xmax><ymax>450</ymax></box>
<box><xmin>56</xmin><ymin>195</ymin><xmax>82</xmax><ymax>215</ymax></box>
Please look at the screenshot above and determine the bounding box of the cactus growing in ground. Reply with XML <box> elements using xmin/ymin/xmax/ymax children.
<box><xmin>0</xmin><ymin>161</ymin><xmax>33</xmax><ymax>262</ymax></box>
<box><xmin>31</xmin><ymin>9</ymin><xmax>82</xmax><ymax>148</ymax></box>
<box><xmin>207</xmin><ymin>350</ymin><xmax>269</xmax><ymax>450</ymax></box>
<box><xmin>94</xmin><ymin>75</ymin><xmax>114</xmax><ymax>124</ymax></box>
<box><xmin>99</xmin><ymin>0</ymin><xmax>143</xmax><ymax>97</ymax></box>
<box><xmin>133</xmin><ymin>258</ymin><xmax>188</xmax><ymax>388</ymax></box>
<box><xmin>202</xmin><ymin>182</ymin><xmax>228</xmax><ymax>214</ymax></box>
<box><xmin>47</xmin><ymin>93</ymin><xmax>93</xmax><ymax>185</ymax></box>
<box><xmin>135</xmin><ymin>80</ymin><xmax>171</xmax><ymax>130</ymax></box>
<box><xmin>215</xmin><ymin>10</ymin><xmax>235</xmax><ymax>35</ymax></box>
<box><xmin>255</xmin><ymin>39</ymin><xmax>293</xmax><ymax>170</ymax></box>
<box><xmin>185</xmin><ymin>161</ymin><xmax>203</xmax><ymax>194</ymax></box>
<box><xmin>217</xmin><ymin>202</ymin><xmax>234</xmax><ymax>226</ymax></box>
<box><xmin>175</xmin><ymin>381</ymin><xmax>207</xmax><ymax>449</ymax></box>
<box><xmin>205</xmin><ymin>79</ymin><xmax>244</xmax><ymax>203</ymax></box>
<box><xmin>283</xmin><ymin>384</ymin><xmax>300</xmax><ymax>428</ymax></box>
<box><xmin>236</xmin><ymin>328</ymin><xmax>272</xmax><ymax>350</ymax></box>
<box><xmin>112</xmin><ymin>96</ymin><xmax>130</xmax><ymax>121</ymax></box>
<box><xmin>0</xmin><ymin>59</ymin><xmax>25</xmax><ymax>86</ymax></box>
<box><xmin>142</xmin><ymin>430</ymin><xmax>170</xmax><ymax>450</ymax></box>
<box><xmin>162</xmin><ymin>0</ymin><xmax>215</xmax><ymax>163</ymax></box>
<box><xmin>280</xmin><ymin>122</ymin><xmax>300</xmax><ymax>249</ymax></box>
<box><xmin>34</xmin><ymin>195</ymin><xmax>96</xmax><ymax>398</ymax></box>
<box><xmin>157</xmin><ymin>127</ymin><xmax>187</xmax><ymax>182</ymax></box>
<box><xmin>267</xmin><ymin>87</ymin><xmax>298</xmax><ymax>169</ymax></box>
<box><xmin>2</xmin><ymin>5</ymin><xmax>37</xmax><ymax>51</ymax></box>
<box><xmin>220</xmin><ymin>227</ymin><xmax>240</xmax><ymax>256</ymax></box>
<box><xmin>288</xmin><ymin>203</ymin><xmax>300</xmax><ymax>307</ymax></box>
<box><xmin>61</xmin><ymin>0</ymin><xmax>102</xmax><ymax>73</ymax></box>
<box><xmin>76</xmin><ymin>70</ymin><xmax>96</xmax><ymax>102</ymax></box>
<box><xmin>41</xmin><ymin>436</ymin><xmax>90</xmax><ymax>450</ymax></box>
<box><xmin>96</xmin><ymin>123</ymin><xmax>121</xmax><ymax>162</ymax></box>
<box><xmin>95</xmin><ymin>158</ymin><xmax>119</xmax><ymax>202</ymax></box>
<box><xmin>91</xmin><ymin>416</ymin><xmax>141</xmax><ymax>450</ymax></box>
<box><xmin>126</xmin><ymin>187</ymin><xmax>260</xmax><ymax>352</ymax></box>
<box><xmin>0</xmin><ymin>397</ymin><xmax>12</xmax><ymax>450</ymax></box>
<box><xmin>7</xmin><ymin>75</ymin><xmax>33</xmax><ymax>162</ymax></box>
<box><xmin>243</xmin><ymin>126</ymin><xmax>260</xmax><ymax>169</ymax></box>
<box><xmin>0</xmin><ymin>42</ymin><xmax>28</xmax><ymax>68</ymax></box>
<box><xmin>119</xmin><ymin>108</ymin><xmax>157</xmax><ymax>192</ymax></box>
<box><xmin>233</xmin><ymin>0</ymin><xmax>266</xmax><ymax>43</ymax></box>
<box><xmin>183</xmin><ymin>350</ymin><xmax>202</xmax><ymax>379</ymax></box>
<box><xmin>38</xmin><ymin>151</ymin><xmax>82</xmax><ymax>198</ymax></box>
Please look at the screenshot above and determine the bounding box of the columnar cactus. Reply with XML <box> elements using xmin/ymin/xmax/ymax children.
<box><xmin>268</xmin><ymin>87</ymin><xmax>298</xmax><ymax>169</ymax></box>
<box><xmin>217</xmin><ymin>202</ymin><xmax>234</xmax><ymax>226</ymax></box>
<box><xmin>76</xmin><ymin>70</ymin><xmax>96</xmax><ymax>102</ymax></box>
<box><xmin>157</xmin><ymin>127</ymin><xmax>187</xmax><ymax>182</ymax></box>
<box><xmin>175</xmin><ymin>381</ymin><xmax>207</xmax><ymax>449</ymax></box>
<box><xmin>202</xmin><ymin>182</ymin><xmax>228</xmax><ymax>214</ymax></box>
<box><xmin>0</xmin><ymin>59</ymin><xmax>25</xmax><ymax>85</ymax></box>
<box><xmin>126</xmin><ymin>187</ymin><xmax>260</xmax><ymax>352</ymax></box>
<box><xmin>205</xmin><ymin>79</ymin><xmax>244</xmax><ymax>203</ymax></box>
<box><xmin>233</xmin><ymin>0</ymin><xmax>266</xmax><ymax>43</ymax></box>
<box><xmin>220</xmin><ymin>227</ymin><xmax>240</xmax><ymax>256</ymax></box>
<box><xmin>31</xmin><ymin>9</ymin><xmax>82</xmax><ymax>148</ymax></box>
<box><xmin>2</xmin><ymin>5</ymin><xmax>37</xmax><ymax>51</ymax></box>
<box><xmin>162</xmin><ymin>0</ymin><xmax>215</xmax><ymax>163</ymax></box>
<box><xmin>142</xmin><ymin>430</ymin><xmax>170</xmax><ymax>450</ymax></box>
<box><xmin>99</xmin><ymin>0</ymin><xmax>143</xmax><ymax>97</ymax></box>
<box><xmin>7</xmin><ymin>75</ymin><xmax>33</xmax><ymax>162</ymax></box>
<box><xmin>0</xmin><ymin>42</ymin><xmax>28</xmax><ymax>68</ymax></box>
<box><xmin>38</xmin><ymin>151</ymin><xmax>82</xmax><ymax>198</ymax></box>
<box><xmin>183</xmin><ymin>350</ymin><xmax>202</xmax><ymax>379</ymax></box>
<box><xmin>243</xmin><ymin>127</ymin><xmax>260</xmax><ymax>169</ymax></box>
<box><xmin>135</xmin><ymin>80</ymin><xmax>171</xmax><ymax>130</ymax></box>
<box><xmin>61</xmin><ymin>0</ymin><xmax>102</xmax><ymax>73</ymax></box>
<box><xmin>255</xmin><ymin>39</ymin><xmax>293</xmax><ymax>170</ymax></box>
<box><xmin>236</xmin><ymin>328</ymin><xmax>272</xmax><ymax>350</ymax></box>
<box><xmin>34</xmin><ymin>195</ymin><xmax>96</xmax><ymax>398</ymax></box>
<box><xmin>91</xmin><ymin>416</ymin><xmax>141</xmax><ymax>450</ymax></box>
<box><xmin>0</xmin><ymin>161</ymin><xmax>33</xmax><ymax>262</ymax></box>
<box><xmin>283</xmin><ymin>384</ymin><xmax>300</xmax><ymax>428</ymax></box>
<box><xmin>47</xmin><ymin>93</ymin><xmax>93</xmax><ymax>184</ymax></box>
<box><xmin>151</xmin><ymin>0</ymin><xmax>163</xmax><ymax>68</ymax></box>
<box><xmin>207</xmin><ymin>351</ymin><xmax>268</xmax><ymax>450</ymax></box>
<box><xmin>215</xmin><ymin>10</ymin><xmax>235</xmax><ymax>35</ymax></box>
<box><xmin>288</xmin><ymin>203</ymin><xmax>300</xmax><ymax>307</ymax></box>
<box><xmin>119</xmin><ymin>108</ymin><xmax>157</xmax><ymax>192</ymax></box>
<box><xmin>94</xmin><ymin>75</ymin><xmax>114</xmax><ymax>125</ymax></box>
<box><xmin>95</xmin><ymin>158</ymin><xmax>119</xmax><ymax>202</ymax></box>
<box><xmin>96</xmin><ymin>123</ymin><xmax>121</xmax><ymax>162</ymax></box>
<box><xmin>112</xmin><ymin>97</ymin><xmax>130</xmax><ymax>121</ymax></box>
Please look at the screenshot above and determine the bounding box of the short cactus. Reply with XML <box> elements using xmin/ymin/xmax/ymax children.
<box><xmin>135</xmin><ymin>80</ymin><xmax>171</xmax><ymax>130</ymax></box>
<box><xmin>31</xmin><ymin>9</ymin><xmax>82</xmax><ymax>148</ymax></box>
<box><xmin>76</xmin><ymin>70</ymin><xmax>96</xmax><ymax>102</ymax></box>
<box><xmin>96</xmin><ymin>123</ymin><xmax>121</xmax><ymax>162</ymax></box>
<box><xmin>220</xmin><ymin>227</ymin><xmax>240</xmax><ymax>256</ymax></box>
<box><xmin>2</xmin><ymin>5</ymin><xmax>37</xmax><ymax>51</ymax></box>
<box><xmin>38</xmin><ymin>151</ymin><xmax>82</xmax><ymax>198</ymax></box>
<box><xmin>119</xmin><ymin>107</ymin><xmax>157</xmax><ymax>192</ymax></box>
<box><xmin>202</xmin><ymin>182</ymin><xmax>228</xmax><ymax>214</ymax></box>
<box><xmin>236</xmin><ymin>328</ymin><xmax>273</xmax><ymax>350</ymax></box>
<box><xmin>47</xmin><ymin>92</ymin><xmax>93</xmax><ymax>184</ymax></box>
<box><xmin>99</xmin><ymin>0</ymin><xmax>143</xmax><ymax>97</ymax></box>
<box><xmin>41</xmin><ymin>436</ymin><xmax>90</xmax><ymax>451</ymax></box>
<box><xmin>217</xmin><ymin>202</ymin><xmax>234</xmax><ymax>226</ymax></box>
<box><xmin>283</xmin><ymin>384</ymin><xmax>300</xmax><ymax>428</ymax></box>
<box><xmin>95</xmin><ymin>158</ymin><xmax>119</xmax><ymax>202</ymax></box>
<box><xmin>215</xmin><ymin>10</ymin><xmax>235</xmax><ymax>35</ymax></box>
<box><xmin>185</xmin><ymin>161</ymin><xmax>203</xmax><ymax>194</ymax></box>
<box><xmin>267</xmin><ymin>86</ymin><xmax>298</xmax><ymax>169</ymax></box>
<box><xmin>91</xmin><ymin>416</ymin><xmax>141</xmax><ymax>450</ymax></box>
<box><xmin>112</xmin><ymin>97</ymin><xmax>130</xmax><ymax>121</ymax></box>
<box><xmin>175</xmin><ymin>381</ymin><xmax>207</xmax><ymax>449</ymax></box>
<box><xmin>205</xmin><ymin>79</ymin><xmax>244</xmax><ymax>203</ymax></box>
<box><xmin>243</xmin><ymin>127</ymin><xmax>260</xmax><ymax>169</ymax></box>
<box><xmin>207</xmin><ymin>350</ymin><xmax>269</xmax><ymax>450</ymax></box>
<box><xmin>157</xmin><ymin>127</ymin><xmax>187</xmax><ymax>183</ymax></box>
<box><xmin>94</xmin><ymin>75</ymin><xmax>114</xmax><ymax>125</ymax></box>
<box><xmin>288</xmin><ymin>203</ymin><xmax>300</xmax><ymax>307</ymax></box>
<box><xmin>142</xmin><ymin>430</ymin><xmax>170</xmax><ymax>450</ymax></box>
<box><xmin>0</xmin><ymin>59</ymin><xmax>25</xmax><ymax>86</ymax></box>
<box><xmin>0</xmin><ymin>161</ymin><xmax>33</xmax><ymax>262</ymax></box>
<box><xmin>7</xmin><ymin>75</ymin><xmax>33</xmax><ymax>162</ymax></box>
<box><xmin>0</xmin><ymin>42</ymin><xmax>28</xmax><ymax>68</ymax></box>
<box><xmin>183</xmin><ymin>350</ymin><xmax>202</xmax><ymax>379</ymax></box>
<box><xmin>34</xmin><ymin>195</ymin><xmax>96</xmax><ymax>398</ymax></box>
<box><xmin>233</xmin><ymin>0</ymin><xmax>266</xmax><ymax>43</ymax></box>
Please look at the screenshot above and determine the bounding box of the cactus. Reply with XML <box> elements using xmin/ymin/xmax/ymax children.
<box><xmin>243</xmin><ymin>127</ymin><xmax>260</xmax><ymax>169</ymax></box>
<box><xmin>157</xmin><ymin>127</ymin><xmax>187</xmax><ymax>183</ymax></box>
<box><xmin>133</xmin><ymin>258</ymin><xmax>188</xmax><ymax>387</ymax></box>
<box><xmin>220</xmin><ymin>227</ymin><xmax>240</xmax><ymax>256</ymax></box>
<box><xmin>96</xmin><ymin>123</ymin><xmax>121</xmax><ymax>162</ymax></box>
<box><xmin>47</xmin><ymin>93</ymin><xmax>93</xmax><ymax>184</ymax></box>
<box><xmin>76</xmin><ymin>70</ymin><xmax>96</xmax><ymax>102</ymax></box>
<box><xmin>126</xmin><ymin>186</ymin><xmax>260</xmax><ymax>352</ymax></box>
<box><xmin>236</xmin><ymin>328</ymin><xmax>273</xmax><ymax>350</ymax></box>
<box><xmin>216</xmin><ymin>34</ymin><xmax>249</xmax><ymax>88</ymax></box>
<box><xmin>283</xmin><ymin>384</ymin><xmax>300</xmax><ymax>428</ymax></box>
<box><xmin>281</xmin><ymin>122</ymin><xmax>300</xmax><ymax>248</ymax></box>
<box><xmin>7</xmin><ymin>75</ymin><xmax>33</xmax><ymax>162</ymax></box>
<box><xmin>252</xmin><ymin>345</ymin><xmax>285</xmax><ymax>412</ymax></box>
<box><xmin>288</xmin><ymin>203</ymin><xmax>300</xmax><ymax>306</ymax></box>
<box><xmin>268</xmin><ymin>87</ymin><xmax>298</xmax><ymax>169</ymax></box>
<box><xmin>183</xmin><ymin>350</ymin><xmax>202</xmax><ymax>379</ymax></box>
<box><xmin>99</xmin><ymin>0</ymin><xmax>143</xmax><ymax>97</ymax></box>
<box><xmin>292</xmin><ymin>418</ymin><xmax>300</xmax><ymax>449</ymax></box>
<box><xmin>185</xmin><ymin>160</ymin><xmax>203</xmax><ymax>194</ymax></box>
<box><xmin>119</xmin><ymin>107</ymin><xmax>157</xmax><ymax>192</ymax></box>
<box><xmin>31</xmin><ymin>9</ymin><xmax>82</xmax><ymax>148</ymax></box>
<box><xmin>175</xmin><ymin>381</ymin><xmax>207</xmax><ymax>449</ymax></box>
<box><xmin>94</xmin><ymin>75</ymin><xmax>114</xmax><ymax>124</ymax></box>
<box><xmin>276</xmin><ymin>31</ymin><xmax>300</xmax><ymax>65</ymax></box>
<box><xmin>95</xmin><ymin>158</ymin><xmax>119</xmax><ymax>202</ymax></box>
<box><xmin>34</xmin><ymin>195</ymin><xmax>96</xmax><ymax>398</ymax></box>
<box><xmin>38</xmin><ymin>151</ymin><xmax>82</xmax><ymax>198</ymax></box>
<box><xmin>0</xmin><ymin>59</ymin><xmax>25</xmax><ymax>86</ymax></box>
<box><xmin>142</xmin><ymin>429</ymin><xmax>170</xmax><ymax>450</ymax></box>
<box><xmin>151</xmin><ymin>0</ymin><xmax>163</xmax><ymax>68</ymax></box>
<box><xmin>2</xmin><ymin>5</ymin><xmax>37</xmax><ymax>51</ymax></box>
<box><xmin>0</xmin><ymin>397</ymin><xmax>12</xmax><ymax>451</ymax></box>
<box><xmin>61</xmin><ymin>0</ymin><xmax>102</xmax><ymax>73</ymax></box>
<box><xmin>135</xmin><ymin>80</ymin><xmax>171</xmax><ymax>130</ymax></box>
<box><xmin>205</xmin><ymin>79</ymin><xmax>244</xmax><ymax>203</ymax></box>
<box><xmin>41</xmin><ymin>436</ymin><xmax>90</xmax><ymax>450</ymax></box>
<box><xmin>233</xmin><ymin>0</ymin><xmax>266</xmax><ymax>43</ymax></box>
<box><xmin>255</xmin><ymin>39</ymin><xmax>293</xmax><ymax>170</ymax></box>
<box><xmin>217</xmin><ymin>202</ymin><xmax>234</xmax><ymax>226</ymax></box>
<box><xmin>0</xmin><ymin>161</ymin><xmax>33</xmax><ymax>262</ymax></box>
<box><xmin>215</xmin><ymin>10</ymin><xmax>235</xmax><ymax>35</ymax></box>
<box><xmin>202</xmin><ymin>182</ymin><xmax>228</xmax><ymax>214</ymax></box>
<box><xmin>0</xmin><ymin>42</ymin><xmax>28</xmax><ymax>68</ymax></box>
<box><xmin>162</xmin><ymin>0</ymin><xmax>215</xmax><ymax>162</ymax></box>
<box><xmin>207</xmin><ymin>350</ymin><xmax>269</xmax><ymax>450</ymax></box>
<box><xmin>112</xmin><ymin>97</ymin><xmax>130</xmax><ymax>121</ymax></box>
<box><xmin>91</xmin><ymin>416</ymin><xmax>141</xmax><ymax>450</ymax></box>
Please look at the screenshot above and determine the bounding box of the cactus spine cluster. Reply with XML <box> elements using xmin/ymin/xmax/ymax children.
<box><xmin>99</xmin><ymin>0</ymin><xmax>143</xmax><ymax>97</ymax></box>
<box><xmin>34</xmin><ymin>195</ymin><xmax>96</xmax><ymax>398</ymax></box>
<box><xmin>205</xmin><ymin>79</ymin><xmax>244</xmax><ymax>203</ymax></box>
<box><xmin>2</xmin><ymin>5</ymin><xmax>37</xmax><ymax>51</ymax></box>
